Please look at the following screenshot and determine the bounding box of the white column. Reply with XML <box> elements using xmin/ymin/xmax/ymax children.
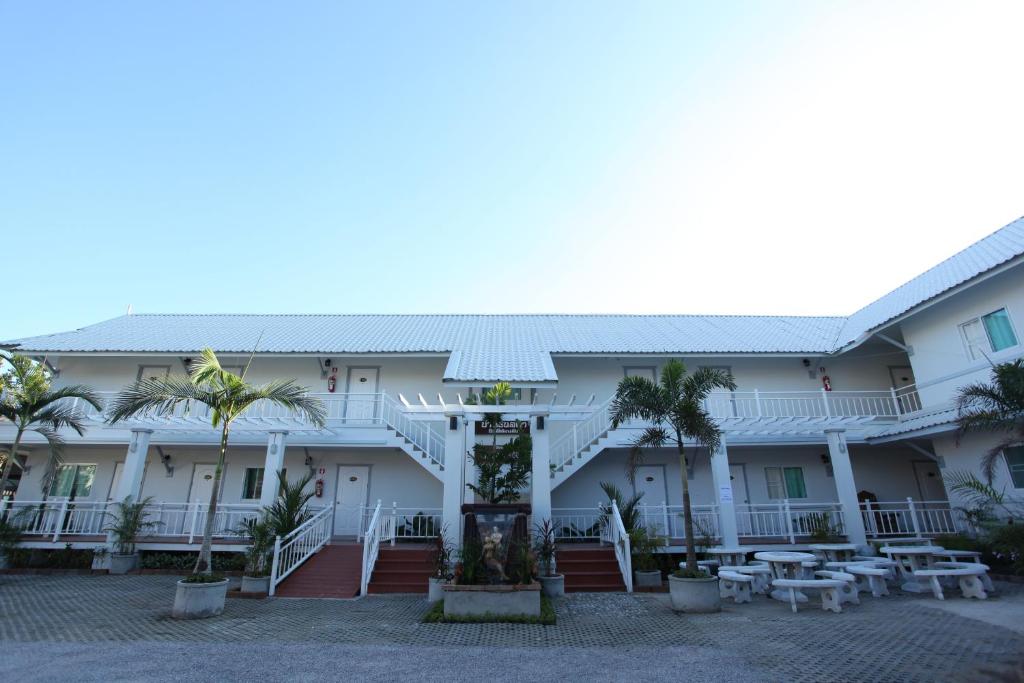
<box><xmin>530</xmin><ymin>411</ymin><xmax>552</xmax><ymax>526</ymax></box>
<box><xmin>463</xmin><ymin>415</ymin><xmax>477</xmax><ymax>506</ymax></box>
<box><xmin>442</xmin><ymin>410</ymin><xmax>466</xmax><ymax>547</ymax></box>
<box><xmin>112</xmin><ymin>429</ymin><xmax>152</xmax><ymax>503</ymax></box>
<box><xmin>259</xmin><ymin>430</ymin><xmax>289</xmax><ymax>508</ymax></box>
<box><xmin>825</xmin><ymin>428</ymin><xmax>867</xmax><ymax>547</ymax></box>
<box><xmin>709</xmin><ymin>436</ymin><xmax>739</xmax><ymax>547</ymax></box>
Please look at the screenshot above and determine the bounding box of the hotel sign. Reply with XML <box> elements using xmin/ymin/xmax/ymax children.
<box><xmin>474</xmin><ymin>420</ymin><xmax>530</xmax><ymax>436</ymax></box>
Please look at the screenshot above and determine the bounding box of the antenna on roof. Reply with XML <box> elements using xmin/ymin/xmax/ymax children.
<box><xmin>126</xmin><ymin>304</ymin><xmax>133</xmax><ymax>315</ymax></box>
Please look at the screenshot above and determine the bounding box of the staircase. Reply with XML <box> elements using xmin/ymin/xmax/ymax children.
<box><xmin>550</xmin><ymin>399</ymin><xmax>616</xmax><ymax>490</ymax></box>
<box><xmin>383</xmin><ymin>428</ymin><xmax>444</xmax><ymax>480</ymax></box>
<box><xmin>273</xmin><ymin>544</ymin><xmax>362</xmax><ymax>598</ymax></box>
<box><xmin>556</xmin><ymin>546</ymin><xmax>626</xmax><ymax>592</ymax></box>
<box><xmin>366</xmin><ymin>546</ymin><xmax>433</xmax><ymax>594</ymax></box>
<box><xmin>551</xmin><ymin>431</ymin><xmax>615</xmax><ymax>489</ymax></box>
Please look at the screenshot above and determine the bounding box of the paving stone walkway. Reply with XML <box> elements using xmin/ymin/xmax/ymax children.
<box><xmin>2</xmin><ymin>574</ymin><xmax>1023</xmax><ymax>682</ymax></box>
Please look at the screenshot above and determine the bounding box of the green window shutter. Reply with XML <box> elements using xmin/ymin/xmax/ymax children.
<box><xmin>783</xmin><ymin>467</ymin><xmax>807</xmax><ymax>498</ymax></box>
<box><xmin>983</xmin><ymin>309</ymin><xmax>1018</xmax><ymax>352</ymax></box>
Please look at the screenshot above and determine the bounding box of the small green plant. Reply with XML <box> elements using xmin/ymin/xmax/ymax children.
<box><xmin>806</xmin><ymin>512</ymin><xmax>843</xmax><ymax>542</ymax></box>
<box><xmin>398</xmin><ymin>511</ymin><xmax>438</xmax><ymax>539</ymax></box>
<box><xmin>630</xmin><ymin>526</ymin><xmax>666</xmax><ymax>572</ymax></box>
<box><xmin>989</xmin><ymin>523</ymin><xmax>1024</xmax><ymax>576</ymax></box>
<box><xmin>429</xmin><ymin>528</ymin><xmax>455</xmax><ymax>581</ymax></box>
<box><xmin>454</xmin><ymin>539</ymin><xmax>485</xmax><ymax>585</ymax></box>
<box><xmin>103</xmin><ymin>496</ymin><xmax>161</xmax><ymax>555</ymax></box>
<box><xmin>533</xmin><ymin>519</ymin><xmax>558</xmax><ymax>577</ymax></box>
<box><xmin>598</xmin><ymin>482</ymin><xmax>645</xmax><ymax>534</ymax></box>
<box><xmin>181</xmin><ymin>573</ymin><xmax>227</xmax><ymax>583</ymax></box>
<box><xmin>235</xmin><ymin>515</ymin><xmax>274</xmax><ymax>578</ymax></box>
<box><xmin>264</xmin><ymin>471</ymin><xmax>315</xmax><ymax>538</ymax></box>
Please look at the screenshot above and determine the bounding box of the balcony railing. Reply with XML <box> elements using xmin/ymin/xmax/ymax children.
<box><xmin>860</xmin><ymin>498</ymin><xmax>961</xmax><ymax>537</ymax></box>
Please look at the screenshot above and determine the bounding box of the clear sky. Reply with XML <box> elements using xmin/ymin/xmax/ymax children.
<box><xmin>2</xmin><ymin>1</ymin><xmax>1022</xmax><ymax>339</ymax></box>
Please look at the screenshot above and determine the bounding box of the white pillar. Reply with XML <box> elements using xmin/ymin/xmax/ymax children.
<box><xmin>259</xmin><ymin>430</ymin><xmax>289</xmax><ymax>508</ymax></box>
<box><xmin>463</xmin><ymin>415</ymin><xmax>477</xmax><ymax>506</ymax></box>
<box><xmin>709</xmin><ymin>437</ymin><xmax>739</xmax><ymax>547</ymax></box>
<box><xmin>530</xmin><ymin>411</ymin><xmax>552</xmax><ymax>526</ymax></box>
<box><xmin>825</xmin><ymin>428</ymin><xmax>867</xmax><ymax>547</ymax></box>
<box><xmin>112</xmin><ymin>429</ymin><xmax>152</xmax><ymax>503</ymax></box>
<box><xmin>442</xmin><ymin>411</ymin><xmax>466</xmax><ymax>547</ymax></box>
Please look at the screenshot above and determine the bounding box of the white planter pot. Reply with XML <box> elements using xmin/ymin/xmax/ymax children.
<box><xmin>634</xmin><ymin>570</ymin><xmax>662</xmax><ymax>588</ymax></box>
<box><xmin>240</xmin><ymin>575</ymin><xmax>270</xmax><ymax>594</ymax></box>
<box><xmin>539</xmin><ymin>574</ymin><xmax>565</xmax><ymax>597</ymax></box>
<box><xmin>668</xmin><ymin>574</ymin><xmax>720</xmax><ymax>613</ymax></box>
<box><xmin>427</xmin><ymin>577</ymin><xmax>446</xmax><ymax>603</ymax></box>
<box><xmin>172</xmin><ymin>579</ymin><xmax>229</xmax><ymax>619</ymax></box>
<box><xmin>109</xmin><ymin>553</ymin><xmax>139</xmax><ymax>575</ymax></box>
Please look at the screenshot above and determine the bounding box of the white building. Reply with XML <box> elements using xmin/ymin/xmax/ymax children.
<box><xmin>3</xmin><ymin>215</ymin><xmax>1023</xmax><ymax>593</ymax></box>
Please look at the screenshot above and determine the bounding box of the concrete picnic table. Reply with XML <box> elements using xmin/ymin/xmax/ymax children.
<box><xmin>881</xmin><ymin>545</ymin><xmax>944</xmax><ymax>592</ymax></box>
<box><xmin>754</xmin><ymin>551</ymin><xmax>819</xmax><ymax>603</ymax></box>
<box><xmin>867</xmin><ymin>537</ymin><xmax>932</xmax><ymax>551</ymax></box>
<box><xmin>704</xmin><ymin>546</ymin><xmax>754</xmax><ymax>567</ymax></box>
<box><xmin>808</xmin><ymin>543</ymin><xmax>858</xmax><ymax>563</ymax></box>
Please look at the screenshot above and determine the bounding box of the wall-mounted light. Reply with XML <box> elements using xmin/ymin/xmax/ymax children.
<box><xmin>536</xmin><ymin>415</ymin><xmax>545</xmax><ymax>431</ymax></box>
<box><xmin>156</xmin><ymin>446</ymin><xmax>174</xmax><ymax>477</ymax></box>
<box><xmin>449</xmin><ymin>415</ymin><xmax>459</xmax><ymax>431</ymax></box>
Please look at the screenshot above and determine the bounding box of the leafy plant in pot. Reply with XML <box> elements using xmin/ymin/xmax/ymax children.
<box><xmin>107</xmin><ymin>347</ymin><xmax>326</xmax><ymax>619</ymax></box>
<box><xmin>611</xmin><ymin>360</ymin><xmax>734</xmax><ymax>613</ymax></box>
<box><xmin>533</xmin><ymin>519</ymin><xmax>564</xmax><ymax>597</ymax></box>
<box><xmin>427</xmin><ymin>527</ymin><xmax>454</xmax><ymax>602</ymax></box>
<box><xmin>103</xmin><ymin>496</ymin><xmax>161</xmax><ymax>574</ymax></box>
<box><xmin>630</xmin><ymin>526</ymin><xmax>666</xmax><ymax>589</ymax></box>
<box><xmin>0</xmin><ymin>507</ymin><xmax>26</xmax><ymax>570</ymax></box>
<box><xmin>235</xmin><ymin>515</ymin><xmax>274</xmax><ymax>594</ymax></box>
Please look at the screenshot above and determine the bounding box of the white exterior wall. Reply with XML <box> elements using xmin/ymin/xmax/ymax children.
<box><xmin>933</xmin><ymin>432</ymin><xmax>1023</xmax><ymax>512</ymax></box>
<box><xmin>899</xmin><ymin>266</ymin><xmax>1024</xmax><ymax>407</ymax></box>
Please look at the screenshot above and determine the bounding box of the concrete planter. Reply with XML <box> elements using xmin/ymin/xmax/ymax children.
<box><xmin>442</xmin><ymin>583</ymin><xmax>541</xmax><ymax>617</ymax></box>
<box><xmin>240</xmin><ymin>576</ymin><xmax>270</xmax><ymax>594</ymax></box>
<box><xmin>668</xmin><ymin>574</ymin><xmax>720</xmax><ymax>613</ymax></box>
<box><xmin>172</xmin><ymin>579</ymin><xmax>229</xmax><ymax>619</ymax></box>
<box><xmin>634</xmin><ymin>570</ymin><xmax>663</xmax><ymax>588</ymax></box>
<box><xmin>539</xmin><ymin>574</ymin><xmax>565</xmax><ymax>598</ymax></box>
<box><xmin>427</xmin><ymin>577</ymin><xmax>446</xmax><ymax>603</ymax></box>
<box><xmin>109</xmin><ymin>553</ymin><xmax>138</xmax><ymax>575</ymax></box>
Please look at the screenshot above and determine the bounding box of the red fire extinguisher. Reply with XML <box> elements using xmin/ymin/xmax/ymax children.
<box><xmin>327</xmin><ymin>367</ymin><xmax>338</xmax><ymax>393</ymax></box>
<box><xmin>822</xmin><ymin>375</ymin><xmax>832</xmax><ymax>391</ymax></box>
<box><xmin>315</xmin><ymin>479</ymin><xmax>324</xmax><ymax>497</ymax></box>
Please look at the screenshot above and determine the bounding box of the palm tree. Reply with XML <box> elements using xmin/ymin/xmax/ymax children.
<box><xmin>0</xmin><ymin>353</ymin><xmax>103</xmax><ymax>497</ymax></box>
<box><xmin>955</xmin><ymin>359</ymin><xmax>1024</xmax><ymax>484</ymax></box>
<box><xmin>107</xmin><ymin>348</ymin><xmax>326</xmax><ymax>576</ymax></box>
<box><xmin>610</xmin><ymin>360</ymin><xmax>735</xmax><ymax>574</ymax></box>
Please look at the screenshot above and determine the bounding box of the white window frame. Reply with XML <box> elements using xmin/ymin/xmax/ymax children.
<box><xmin>763</xmin><ymin>466</ymin><xmax>808</xmax><ymax>500</ymax></box>
<box><xmin>48</xmin><ymin>463</ymin><xmax>98</xmax><ymax>499</ymax></box>
<box><xmin>959</xmin><ymin>307</ymin><xmax>1019</xmax><ymax>361</ymax></box>
<box><xmin>1004</xmin><ymin>446</ymin><xmax>1024</xmax><ymax>490</ymax></box>
<box><xmin>136</xmin><ymin>365</ymin><xmax>172</xmax><ymax>382</ymax></box>
<box><xmin>240</xmin><ymin>466</ymin><xmax>286</xmax><ymax>500</ymax></box>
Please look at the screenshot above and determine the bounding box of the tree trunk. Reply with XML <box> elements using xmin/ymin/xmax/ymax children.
<box><xmin>677</xmin><ymin>432</ymin><xmax>697</xmax><ymax>573</ymax></box>
<box><xmin>0</xmin><ymin>427</ymin><xmax>26</xmax><ymax>498</ymax></box>
<box><xmin>193</xmin><ymin>422</ymin><xmax>230</xmax><ymax>575</ymax></box>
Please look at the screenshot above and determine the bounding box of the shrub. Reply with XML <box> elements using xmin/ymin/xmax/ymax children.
<box><xmin>139</xmin><ymin>551</ymin><xmax>245</xmax><ymax>572</ymax></box>
<box><xmin>989</xmin><ymin>523</ymin><xmax>1024</xmax><ymax>576</ymax></box>
<box><xmin>6</xmin><ymin>545</ymin><xmax>93</xmax><ymax>569</ymax></box>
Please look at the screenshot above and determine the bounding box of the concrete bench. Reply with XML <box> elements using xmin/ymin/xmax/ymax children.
<box><xmin>814</xmin><ymin>570</ymin><xmax>859</xmax><ymax>605</ymax></box>
<box><xmin>695</xmin><ymin>560</ymin><xmax>720</xmax><ymax>574</ymax></box>
<box><xmin>913</xmin><ymin>563</ymin><xmax>988</xmax><ymax>601</ymax></box>
<box><xmin>771</xmin><ymin>578</ymin><xmax>846</xmax><ymax>613</ymax></box>
<box><xmin>719</xmin><ymin>564</ymin><xmax>772</xmax><ymax>594</ymax></box>
<box><xmin>930</xmin><ymin>554</ymin><xmax>994</xmax><ymax>593</ymax></box>
<box><xmin>852</xmin><ymin>556</ymin><xmax>899</xmax><ymax>582</ymax></box>
<box><xmin>844</xmin><ymin>564</ymin><xmax>890</xmax><ymax>597</ymax></box>
<box><xmin>718</xmin><ymin>570</ymin><xmax>754</xmax><ymax>604</ymax></box>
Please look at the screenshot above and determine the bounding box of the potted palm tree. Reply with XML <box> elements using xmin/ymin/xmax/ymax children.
<box><xmin>107</xmin><ymin>348</ymin><xmax>325</xmax><ymax>619</ymax></box>
<box><xmin>103</xmin><ymin>496</ymin><xmax>160</xmax><ymax>574</ymax></box>
<box><xmin>533</xmin><ymin>519</ymin><xmax>564</xmax><ymax>597</ymax></box>
<box><xmin>610</xmin><ymin>360</ymin><xmax>735</xmax><ymax>613</ymax></box>
<box><xmin>236</xmin><ymin>515</ymin><xmax>274</xmax><ymax>593</ymax></box>
<box><xmin>630</xmin><ymin>526</ymin><xmax>666</xmax><ymax>588</ymax></box>
<box><xmin>0</xmin><ymin>353</ymin><xmax>103</xmax><ymax>497</ymax></box>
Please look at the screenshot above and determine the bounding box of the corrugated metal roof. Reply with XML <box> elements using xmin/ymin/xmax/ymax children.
<box><xmin>868</xmin><ymin>406</ymin><xmax>957</xmax><ymax>441</ymax></box>
<box><xmin>836</xmin><ymin>216</ymin><xmax>1024</xmax><ymax>348</ymax></box>
<box><xmin>4</xmin><ymin>314</ymin><xmax>845</xmax><ymax>382</ymax></box>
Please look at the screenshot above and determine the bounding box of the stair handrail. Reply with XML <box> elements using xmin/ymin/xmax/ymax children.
<box><xmin>551</xmin><ymin>397</ymin><xmax>615</xmax><ymax>472</ymax></box>
<box><xmin>360</xmin><ymin>499</ymin><xmax>387</xmax><ymax>596</ymax></box>
<box><xmin>602</xmin><ymin>499</ymin><xmax>633</xmax><ymax>593</ymax></box>
<box><xmin>379</xmin><ymin>393</ymin><xmax>446</xmax><ymax>469</ymax></box>
<box><xmin>269</xmin><ymin>505</ymin><xmax>332</xmax><ymax>596</ymax></box>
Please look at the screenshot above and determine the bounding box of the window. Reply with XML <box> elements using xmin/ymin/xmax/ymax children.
<box><xmin>960</xmin><ymin>308</ymin><xmax>1019</xmax><ymax>360</ymax></box>
<box><xmin>764</xmin><ymin>466</ymin><xmax>807</xmax><ymax>499</ymax></box>
<box><xmin>1005</xmin><ymin>447</ymin><xmax>1024</xmax><ymax>489</ymax></box>
<box><xmin>241</xmin><ymin>467</ymin><xmax>286</xmax><ymax>500</ymax></box>
<box><xmin>48</xmin><ymin>464</ymin><xmax>96</xmax><ymax>498</ymax></box>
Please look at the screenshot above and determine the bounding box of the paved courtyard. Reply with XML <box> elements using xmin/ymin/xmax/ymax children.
<box><xmin>2</xmin><ymin>574</ymin><xmax>1023</xmax><ymax>682</ymax></box>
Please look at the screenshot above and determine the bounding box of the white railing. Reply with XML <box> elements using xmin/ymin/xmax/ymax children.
<box><xmin>360</xmin><ymin>500</ymin><xmax>394</xmax><ymax>596</ymax></box>
<box><xmin>269</xmin><ymin>505</ymin><xmax>332</xmax><ymax>596</ymax></box>
<box><xmin>601</xmin><ymin>500</ymin><xmax>633</xmax><ymax>593</ymax></box>
<box><xmin>703</xmin><ymin>388</ymin><xmax>923</xmax><ymax>420</ymax></box>
<box><xmin>861</xmin><ymin>498</ymin><xmax>961</xmax><ymax>537</ymax></box>
<box><xmin>551</xmin><ymin>398</ymin><xmax>614</xmax><ymax>472</ymax></box>
<box><xmin>636</xmin><ymin>504</ymin><xmax>721</xmax><ymax>542</ymax></box>
<box><xmin>379</xmin><ymin>394</ymin><xmax>446</xmax><ymax>469</ymax></box>
<box><xmin>0</xmin><ymin>499</ymin><xmax>261</xmax><ymax>542</ymax></box>
<box><xmin>551</xmin><ymin>507</ymin><xmax>604</xmax><ymax>540</ymax></box>
<box><xmin>735</xmin><ymin>501</ymin><xmax>846</xmax><ymax>542</ymax></box>
<box><xmin>358</xmin><ymin>503</ymin><xmax>440</xmax><ymax>543</ymax></box>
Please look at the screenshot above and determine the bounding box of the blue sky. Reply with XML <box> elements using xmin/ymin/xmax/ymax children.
<box><xmin>2</xmin><ymin>1</ymin><xmax>1023</xmax><ymax>339</ymax></box>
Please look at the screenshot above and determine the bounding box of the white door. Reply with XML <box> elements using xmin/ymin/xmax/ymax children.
<box><xmin>188</xmin><ymin>465</ymin><xmax>217</xmax><ymax>505</ymax></box>
<box><xmin>335</xmin><ymin>465</ymin><xmax>370</xmax><ymax>536</ymax></box>
<box><xmin>634</xmin><ymin>465</ymin><xmax>669</xmax><ymax>535</ymax></box>
<box><xmin>912</xmin><ymin>461</ymin><xmax>946</xmax><ymax>501</ymax></box>
<box><xmin>889</xmin><ymin>366</ymin><xmax>918</xmax><ymax>413</ymax></box>
<box><xmin>729</xmin><ymin>464</ymin><xmax>751</xmax><ymax>535</ymax></box>
<box><xmin>345</xmin><ymin>367</ymin><xmax>379</xmax><ymax>422</ymax></box>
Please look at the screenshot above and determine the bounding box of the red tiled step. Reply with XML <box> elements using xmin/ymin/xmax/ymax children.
<box><xmin>556</xmin><ymin>547</ymin><xmax>626</xmax><ymax>592</ymax></box>
<box><xmin>367</xmin><ymin>545</ymin><xmax>434</xmax><ymax>594</ymax></box>
<box><xmin>274</xmin><ymin>544</ymin><xmax>361</xmax><ymax>599</ymax></box>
